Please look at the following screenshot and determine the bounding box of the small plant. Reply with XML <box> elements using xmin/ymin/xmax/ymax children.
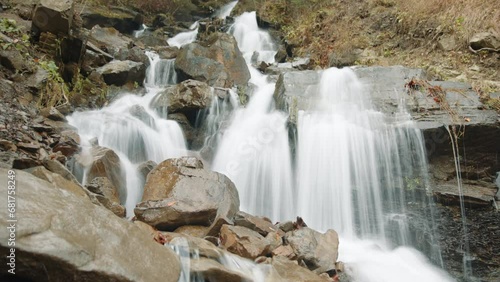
<box><xmin>0</xmin><ymin>19</ymin><xmax>30</xmax><ymax>52</ymax></box>
<box><xmin>37</xmin><ymin>60</ymin><xmax>70</xmax><ymax>108</ymax></box>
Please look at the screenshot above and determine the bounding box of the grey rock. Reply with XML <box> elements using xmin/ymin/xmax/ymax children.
<box><xmin>151</xmin><ymin>79</ymin><xmax>212</xmax><ymax>114</ymax></box>
<box><xmin>234</xmin><ymin>211</ymin><xmax>278</xmax><ymax>236</ymax></box>
<box><xmin>96</xmin><ymin>60</ymin><xmax>146</xmax><ymax>86</ymax></box>
<box><xmin>469</xmin><ymin>32</ymin><xmax>500</xmax><ymax>51</ymax></box>
<box><xmin>135</xmin><ymin>157</ymin><xmax>239</xmax><ymax>233</ymax></box>
<box><xmin>175</xmin><ymin>32</ymin><xmax>250</xmax><ymax>88</ymax></box>
<box><xmin>0</xmin><ymin>168</ymin><xmax>181</xmax><ymax>281</ymax></box>
<box><xmin>79</xmin><ymin>6</ymin><xmax>143</xmax><ymax>34</ymax></box>
<box><xmin>32</xmin><ymin>0</ymin><xmax>74</xmax><ymax>35</ymax></box>
<box><xmin>285</xmin><ymin>227</ymin><xmax>339</xmax><ymax>274</ymax></box>
<box><xmin>88</xmin><ymin>26</ymin><xmax>133</xmax><ymax>56</ymax></box>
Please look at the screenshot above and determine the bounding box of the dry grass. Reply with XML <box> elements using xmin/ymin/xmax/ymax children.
<box><xmin>395</xmin><ymin>0</ymin><xmax>500</xmax><ymax>47</ymax></box>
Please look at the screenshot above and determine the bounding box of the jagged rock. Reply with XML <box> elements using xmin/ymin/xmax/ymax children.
<box><xmin>0</xmin><ymin>50</ymin><xmax>35</xmax><ymax>72</ymax></box>
<box><xmin>88</xmin><ymin>26</ymin><xmax>133</xmax><ymax>56</ymax></box>
<box><xmin>285</xmin><ymin>227</ymin><xmax>339</xmax><ymax>274</ymax></box>
<box><xmin>154</xmin><ymin>46</ymin><xmax>180</xmax><ymax>60</ymax></box>
<box><xmin>220</xmin><ymin>224</ymin><xmax>271</xmax><ymax>259</ymax></box>
<box><xmin>31</xmin><ymin>0</ymin><xmax>74</xmax><ymax>36</ymax></box>
<box><xmin>151</xmin><ymin>79</ymin><xmax>212</xmax><ymax>114</ymax></box>
<box><xmin>96</xmin><ymin>60</ymin><xmax>146</xmax><ymax>86</ymax></box>
<box><xmin>175</xmin><ymin>32</ymin><xmax>250</xmax><ymax>88</ymax></box>
<box><xmin>76</xmin><ymin>146</ymin><xmax>126</xmax><ymax>203</ymax></box>
<box><xmin>234</xmin><ymin>211</ymin><xmax>278</xmax><ymax>236</ymax></box>
<box><xmin>276</xmin><ymin>221</ymin><xmax>294</xmax><ymax>233</ymax></box>
<box><xmin>79</xmin><ymin>6</ymin><xmax>143</xmax><ymax>34</ymax></box>
<box><xmin>0</xmin><ymin>168</ymin><xmax>181</xmax><ymax>281</ymax></box>
<box><xmin>268</xmin><ymin>256</ymin><xmax>327</xmax><ymax>282</ymax></box>
<box><xmin>291</xmin><ymin>57</ymin><xmax>311</xmax><ymax>70</ymax></box>
<box><xmin>469</xmin><ymin>32</ymin><xmax>500</xmax><ymax>51</ymax></box>
<box><xmin>135</xmin><ymin>157</ymin><xmax>239</xmax><ymax>233</ymax></box>
<box><xmin>39</xmin><ymin>107</ymin><xmax>66</xmax><ymax>121</ymax></box>
<box><xmin>85</xmin><ymin>177</ymin><xmax>125</xmax><ymax>217</ymax></box>
<box><xmin>16</xmin><ymin>142</ymin><xmax>40</xmax><ymax>153</ymax></box>
<box><xmin>115</xmin><ymin>46</ymin><xmax>150</xmax><ymax>67</ymax></box>
<box><xmin>25</xmin><ymin>66</ymin><xmax>49</xmax><ymax>93</ymax></box>
<box><xmin>138</xmin><ymin>160</ymin><xmax>157</xmax><ymax>181</ymax></box>
<box><xmin>433</xmin><ymin>181</ymin><xmax>498</xmax><ymax>208</ymax></box>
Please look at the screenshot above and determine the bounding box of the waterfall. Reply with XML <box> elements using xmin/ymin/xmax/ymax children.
<box><xmin>212</xmin><ymin>12</ymin><xmax>294</xmax><ymax>222</ymax></box>
<box><xmin>209</xmin><ymin>11</ymin><xmax>453</xmax><ymax>282</ymax></box>
<box><xmin>229</xmin><ymin>11</ymin><xmax>277</xmax><ymax>63</ymax></box>
<box><xmin>167</xmin><ymin>22</ymin><xmax>200</xmax><ymax>48</ymax></box>
<box><xmin>214</xmin><ymin>1</ymin><xmax>239</xmax><ymax>19</ymax></box>
<box><xmin>145</xmin><ymin>51</ymin><xmax>177</xmax><ymax>88</ymax></box>
<box><xmin>68</xmin><ymin>51</ymin><xmax>187</xmax><ymax>217</ymax></box>
<box><xmin>133</xmin><ymin>24</ymin><xmax>148</xmax><ymax>38</ymax></box>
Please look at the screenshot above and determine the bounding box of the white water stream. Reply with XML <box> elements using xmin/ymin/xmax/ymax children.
<box><xmin>68</xmin><ymin>52</ymin><xmax>187</xmax><ymax>217</ymax></box>
<box><xmin>209</xmin><ymin>10</ymin><xmax>454</xmax><ymax>282</ymax></box>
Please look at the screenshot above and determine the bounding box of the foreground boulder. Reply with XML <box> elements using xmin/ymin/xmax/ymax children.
<box><xmin>175</xmin><ymin>32</ymin><xmax>250</xmax><ymax>88</ymax></box>
<box><xmin>135</xmin><ymin>157</ymin><xmax>240</xmax><ymax>235</ymax></box>
<box><xmin>0</xmin><ymin>168</ymin><xmax>181</xmax><ymax>281</ymax></box>
<box><xmin>285</xmin><ymin>227</ymin><xmax>339</xmax><ymax>274</ymax></box>
<box><xmin>151</xmin><ymin>79</ymin><xmax>212</xmax><ymax>114</ymax></box>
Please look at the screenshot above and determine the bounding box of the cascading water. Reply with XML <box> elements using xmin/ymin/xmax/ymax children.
<box><xmin>212</xmin><ymin>12</ymin><xmax>294</xmax><ymax>222</ymax></box>
<box><xmin>209</xmin><ymin>10</ymin><xmax>454</xmax><ymax>282</ymax></box>
<box><xmin>167</xmin><ymin>22</ymin><xmax>200</xmax><ymax>48</ymax></box>
<box><xmin>68</xmin><ymin>51</ymin><xmax>187</xmax><ymax>217</ymax></box>
<box><xmin>296</xmin><ymin>68</ymin><xmax>452</xmax><ymax>281</ymax></box>
<box><xmin>214</xmin><ymin>1</ymin><xmax>239</xmax><ymax>19</ymax></box>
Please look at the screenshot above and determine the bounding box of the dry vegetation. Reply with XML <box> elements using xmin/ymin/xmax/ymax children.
<box><xmin>241</xmin><ymin>0</ymin><xmax>499</xmax><ymax>100</ymax></box>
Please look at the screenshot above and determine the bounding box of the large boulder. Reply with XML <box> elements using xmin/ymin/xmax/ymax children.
<box><xmin>31</xmin><ymin>0</ymin><xmax>74</xmax><ymax>36</ymax></box>
<box><xmin>79</xmin><ymin>6</ymin><xmax>143</xmax><ymax>34</ymax></box>
<box><xmin>135</xmin><ymin>157</ymin><xmax>240</xmax><ymax>234</ymax></box>
<box><xmin>150</xmin><ymin>79</ymin><xmax>212</xmax><ymax>114</ymax></box>
<box><xmin>285</xmin><ymin>227</ymin><xmax>339</xmax><ymax>274</ymax></box>
<box><xmin>96</xmin><ymin>60</ymin><xmax>146</xmax><ymax>86</ymax></box>
<box><xmin>0</xmin><ymin>168</ymin><xmax>181</xmax><ymax>281</ymax></box>
<box><xmin>175</xmin><ymin>32</ymin><xmax>250</xmax><ymax>88</ymax></box>
<box><xmin>88</xmin><ymin>26</ymin><xmax>133</xmax><ymax>56</ymax></box>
